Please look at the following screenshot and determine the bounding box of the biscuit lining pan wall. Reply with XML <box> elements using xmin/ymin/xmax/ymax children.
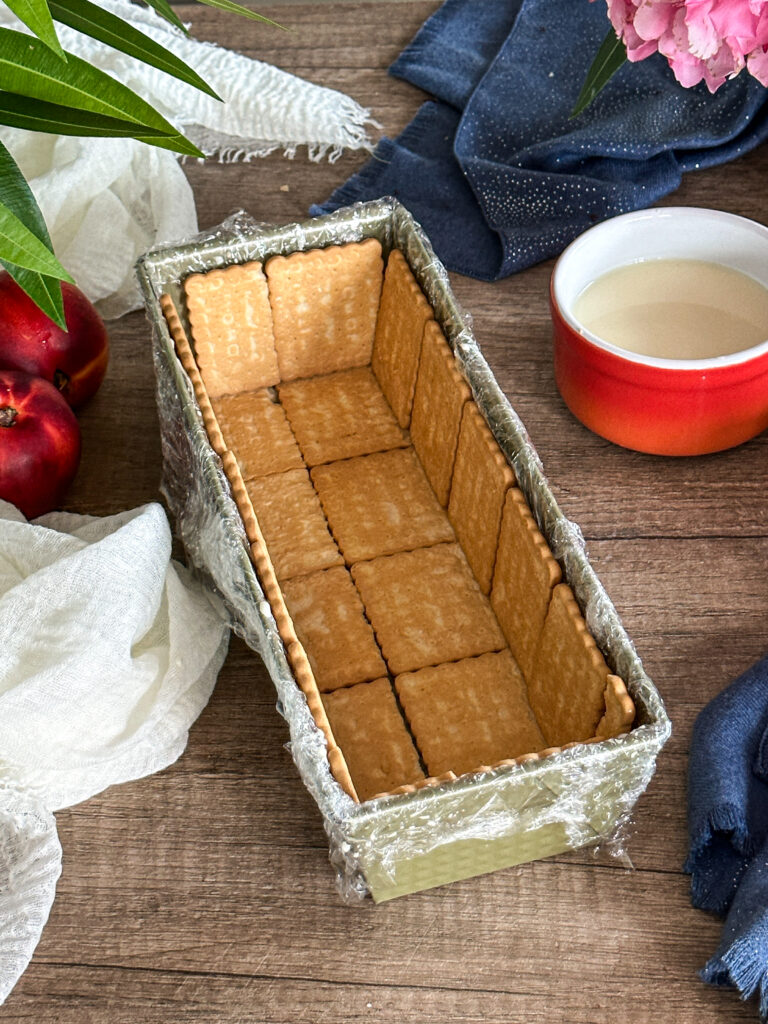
<box><xmin>167</xmin><ymin>240</ymin><xmax>633</xmax><ymax>800</ymax></box>
<box><xmin>136</xmin><ymin>199</ymin><xmax>671</xmax><ymax>903</ymax></box>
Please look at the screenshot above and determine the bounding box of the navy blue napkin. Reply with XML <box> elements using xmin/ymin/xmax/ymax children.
<box><xmin>313</xmin><ymin>0</ymin><xmax>768</xmax><ymax>281</ymax></box>
<box><xmin>685</xmin><ymin>654</ymin><xmax>768</xmax><ymax>1018</ymax></box>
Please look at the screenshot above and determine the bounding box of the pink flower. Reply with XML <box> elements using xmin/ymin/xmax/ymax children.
<box><xmin>599</xmin><ymin>0</ymin><xmax>768</xmax><ymax>90</ymax></box>
<box><xmin>748</xmin><ymin>45</ymin><xmax>768</xmax><ymax>83</ymax></box>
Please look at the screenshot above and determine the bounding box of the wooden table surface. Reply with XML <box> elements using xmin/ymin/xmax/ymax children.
<box><xmin>6</xmin><ymin>3</ymin><xmax>768</xmax><ymax>1022</ymax></box>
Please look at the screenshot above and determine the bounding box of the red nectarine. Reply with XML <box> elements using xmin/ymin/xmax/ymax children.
<box><xmin>0</xmin><ymin>369</ymin><xmax>81</xmax><ymax>519</ymax></box>
<box><xmin>0</xmin><ymin>272</ymin><xmax>109</xmax><ymax>407</ymax></box>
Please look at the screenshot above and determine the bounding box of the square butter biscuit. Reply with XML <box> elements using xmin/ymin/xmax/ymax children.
<box><xmin>396</xmin><ymin>651</ymin><xmax>546</xmax><ymax>777</ymax></box>
<box><xmin>184</xmin><ymin>262</ymin><xmax>280</xmax><ymax>397</ymax></box>
<box><xmin>211</xmin><ymin>389</ymin><xmax>303</xmax><ymax>481</ymax></box>
<box><xmin>282</xmin><ymin>566</ymin><xmax>386</xmax><ymax>692</ymax></box>
<box><xmin>448</xmin><ymin>403</ymin><xmax>515</xmax><ymax>595</ymax></box>
<box><xmin>528</xmin><ymin>584</ymin><xmax>611</xmax><ymax>747</ymax></box>
<box><xmin>266</xmin><ymin>239</ymin><xmax>383</xmax><ymax>381</ymax></box>
<box><xmin>491</xmin><ymin>488</ymin><xmax>562</xmax><ymax>679</ymax></box>
<box><xmin>246</xmin><ymin>468</ymin><xmax>342</xmax><ymax>581</ymax></box>
<box><xmin>371</xmin><ymin>250</ymin><xmax>433</xmax><ymax>428</ymax></box>
<box><xmin>323</xmin><ymin>679</ymin><xmax>425</xmax><ymax>801</ymax></box>
<box><xmin>311</xmin><ymin>448</ymin><xmax>454</xmax><ymax>564</ymax></box>
<box><xmin>410</xmin><ymin>321</ymin><xmax>471</xmax><ymax>506</ymax></box>
<box><xmin>351</xmin><ymin>543</ymin><xmax>505</xmax><ymax>676</ymax></box>
<box><xmin>278</xmin><ymin>367</ymin><xmax>407</xmax><ymax>467</ymax></box>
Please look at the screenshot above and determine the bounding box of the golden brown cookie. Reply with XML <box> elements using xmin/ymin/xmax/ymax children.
<box><xmin>312</xmin><ymin>448</ymin><xmax>454</xmax><ymax>564</ymax></box>
<box><xmin>246</xmin><ymin>468</ymin><xmax>342</xmax><ymax>581</ymax></box>
<box><xmin>184</xmin><ymin>262</ymin><xmax>280</xmax><ymax>397</ymax></box>
<box><xmin>211</xmin><ymin>388</ymin><xmax>304</xmax><ymax>480</ymax></box>
<box><xmin>491</xmin><ymin>488</ymin><xmax>562</xmax><ymax>679</ymax></box>
<box><xmin>596</xmin><ymin>675</ymin><xmax>635</xmax><ymax>739</ymax></box>
<box><xmin>266</xmin><ymin>239</ymin><xmax>383</xmax><ymax>381</ymax></box>
<box><xmin>409</xmin><ymin>321</ymin><xmax>471</xmax><ymax>506</ymax></box>
<box><xmin>351</xmin><ymin>543</ymin><xmax>505</xmax><ymax>676</ymax></box>
<box><xmin>528</xmin><ymin>584</ymin><xmax>611</xmax><ymax>747</ymax></box>
<box><xmin>285</xmin><ymin>639</ymin><xmax>333</xmax><ymax>736</ymax></box>
<box><xmin>371</xmin><ymin>249</ymin><xmax>434</xmax><ymax>428</ymax></box>
<box><xmin>285</xmin><ymin>640</ymin><xmax>360</xmax><ymax>801</ymax></box>
<box><xmin>219</xmin><ymin>450</ymin><xmax>300</xmax><ymax>650</ymax></box>
<box><xmin>395</xmin><ymin>651</ymin><xmax>546</xmax><ymax>776</ymax></box>
<box><xmin>277</xmin><ymin>367</ymin><xmax>407</xmax><ymax>467</ymax></box>
<box><xmin>448</xmin><ymin>403</ymin><xmax>515</xmax><ymax>595</ymax></box>
<box><xmin>322</xmin><ymin>679</ymin><xmax>425</xmax><ymax>801</ymax></box>
<box><xmin>326</xmin><ymin>744</ymin><xmax>359</xmax><ymax>801</ymax></box>
<box><xmin>160</xmin><ymin>294</ymin><xmax>226</xmax><ymax>455</ymax></box>
<box><xmin>282</xmin><ymin>566</ymin><xmax>386</xmax><ymax>692</ymax></box>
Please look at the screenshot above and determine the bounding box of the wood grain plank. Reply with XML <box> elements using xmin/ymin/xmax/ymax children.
<box><xmin>22</xmin><ymin>838</ymin><xmax>735</xmax><ymax>991</ymax></box>
<box><xmin>10</xmin><ymin>962</ymin><xmax>754</xmax><ymax>1024</ymax></box>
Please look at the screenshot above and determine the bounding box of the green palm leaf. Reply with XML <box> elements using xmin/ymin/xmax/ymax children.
<box><xmin>0</xmin><ymin>200</ymin><xmax>73</xmax><ymax>278</ymax></box>
<box><xmin>0</xmin><ymin>27</ymin><xmax>203</xmax><ymax>155</ymax></box>
<box><xmin>193</xmin><ymin>0</ymin><xmax>284</xmax><ymax>29</ymax></box>
<box><xmin>142</xmin><ymin>0</ymin><xmax>187</xmax><ymax>36</ymax></box>
<box><xmin>3</xmin><ymin>0</ymin><xmax>65</xmax><ymax>59</ymax></box>
<box><xmin>1</xmin><ymin>260</ymin><xmax>66</xmax><ymax>325</ymax></box>
<box><xmin>0</xmin><ymin>139</ymin><xmax>51</xmax><ymax>246</ymax></box>
<box><xmin>572</xmin><ymin>30</ymin><xmax>627</xmax><ymax>117</ymax></box>
<box><xmin>49</xmin><ymin>0</ymin><xmax>221</xmax><ymax>99</ymax></box>
<box><xmin>0</xmin><ymin>91</ymin><xmax>177</xmax><ymax>136</ymax></box>
<box><xmin>0</xmin><ymin>140</ymin><xmax>68</xmax><ymax>326</ymax></box>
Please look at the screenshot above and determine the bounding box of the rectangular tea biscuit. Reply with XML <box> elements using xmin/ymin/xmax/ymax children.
<box><xmin>266</xmin><ymin>239</ymin><xmax>383</xmax><ymax>381</ymax></box>
<box><xmin>491</xmin><ymin>488</ymin><xmax>562</xmax><ymax>679</ymax></box>
<box><xmin>448</xmin><ymin>403</ymin><xmax>515</xmax><ymax>595</ymax></box>
<box><xmin>409</xmin><ymin>321</ymin><xmax>471</xmax><ymax>506</ymax></box>
<box><xmin>278</xmin><ymin>367</ymin><xmax>407</xmax><ymax>467</ymax></box>
<box><xmin>371</xmin><ymin>249</ymin><xmax>434</xmax><ymax>428</ymax></box>
<box><xmin>528</xmin><ymin>583</ymin><xmax>613</xmax><ymax>747</ymax></box>
<box><xmin>396</xmin><ymin>651</ymin><xmax>546</xmax><ymax>777</ymax></box>
<box><xmin>161</xmin><ymin>294</ymin><xmax>226</xmax><ymax>455</ymax></box>
<box><xmin>246</xmin><ymin>468</ymin><xmax>342</xmax><ymax>581</ymax></box>
<box><xmin>351</xmin><ymin>543</ymin><xmax>505</xmax><ymax>676</ymax></box>
<box><xmin>184</xmin><ymin>262</ymin><xmax>280</xmax><ymax>397</ymax></box>
<box><xmin>323</xmin><ymin>678</ymin><xmax>425</xmax><ymax>801</ymax></box>
<box><xmin>596</xmin><ymin>675</ymin><xmax>636</xmax><ymax>740</ymax></box>
<box><xmin>282</xmin><ymin>566</ymin><xmax>386</xmax><ymax>692</ymax></box>
<box><xmin>312</xmin><ymin>448</ymin><xmax>454</xmax><ymax>564</ymax></box>
<box><xmin>211</xmin><ymin>389</ymin><xmax>303</xmax><ymax>480</ymax></box>
<box><xmin>219</xmin><ymin>450</ymin><xmax>301</xmax><ymax>653</ymax></box>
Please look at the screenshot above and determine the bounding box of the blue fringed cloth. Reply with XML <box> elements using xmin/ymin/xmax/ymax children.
<box><xmin>313</xmin><ymin>0</ymin><xmax>768</xmax><ymax>280</ymax></box>
<box><xmin>685</xmin><ymin>654</ymin><xmax>768</xmax><ymax>1019</ymax></box>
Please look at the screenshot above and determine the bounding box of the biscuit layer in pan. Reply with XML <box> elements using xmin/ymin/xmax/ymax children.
<box><xmin>396</xmin><ymin>650</ymin><xmax>546</xmax><ymax>777</ymax></box>
<box><xmin>267</xmin><ymin>239</ymin><xmax>383</xmax><ymax>381</ymax></box>
<box><xmin>282</xmin><ymin>566</ymin><xmax>386</xmax><ymax>692</ymax></box>
<box><xmin>351</xmin><ymin>543</ymin><xmax>506</xmax><ymax>676</ymax></box>
<box><xmin>312</xmin><ymin>447</ymin><xmax>454</xmax><ymax>564</ymax></box>
<box><xmin>323</xmin><ymin>678</ymin><xmax>425</xmax><ymax>801</ymax></box>
<box><xmin>278</xmin><ymin>366</ymin><xmax>407</xmax><ymax>467</ymax></box>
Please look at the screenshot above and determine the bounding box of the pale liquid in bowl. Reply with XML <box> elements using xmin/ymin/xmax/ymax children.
<box><xmin>572</xmin><ymin>259</ymin><xmax>768</xmax><ymax>360</ymax></box>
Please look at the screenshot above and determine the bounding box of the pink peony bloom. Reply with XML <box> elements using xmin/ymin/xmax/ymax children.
<box><xmin>599</xmin><ymin>0</ymin><xmax>768</xmax><ymax>90</ymax></box>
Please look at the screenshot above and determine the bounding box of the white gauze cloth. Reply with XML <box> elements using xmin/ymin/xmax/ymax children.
<box><xmin>0</xmin><ymin>0</ymin><xmax>375</xmax><ymax>318</ymax></box>
<box><xmin>0</xmin><ymin>499</ymin><xmax>230</xmax><ymax>1004</ymax></box>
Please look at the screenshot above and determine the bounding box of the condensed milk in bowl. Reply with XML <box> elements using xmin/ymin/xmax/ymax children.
<box><xmin>550</xmin><ymin>207</ymin><xmax>768</xmax><ymax>455</ymax></box>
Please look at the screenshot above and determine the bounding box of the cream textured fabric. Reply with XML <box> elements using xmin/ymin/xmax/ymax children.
<box><xmin>0</xmin><ymin>0</ymin><xmax>375</xmax><ymax>318</ymax></box>
<box><xmin>0</xmin><ymin>500</ymin><xmax>229</xmax><ymax>1003</ymax></box>
<box><xmin>0</xmin><ymin>786</ymin><xmax>60</xmax><ymax>1006</ymax></box>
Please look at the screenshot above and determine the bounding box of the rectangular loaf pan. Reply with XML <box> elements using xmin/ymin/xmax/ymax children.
<box><xmin>136</xmin><ymin>199</ymin><xmax>671</xmax><ymax>903</ymax></box>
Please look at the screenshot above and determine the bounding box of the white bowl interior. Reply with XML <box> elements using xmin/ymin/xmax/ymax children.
<box><xmin>553</xmin><ymin>208</ymin><xmax>768</xmax><ymax>367</ymax></box>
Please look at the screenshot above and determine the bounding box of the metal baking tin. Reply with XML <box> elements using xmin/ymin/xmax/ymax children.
<box><xmin>136</xmin><ymin>198</ymin><xmax>671</xmax><ymax>903</ymax></box>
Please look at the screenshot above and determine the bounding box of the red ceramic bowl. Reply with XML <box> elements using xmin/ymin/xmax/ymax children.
<box><xmin>550</xmin><ymin>207</ymin><xmax>768</xmax><ymax>456</ymax></box>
